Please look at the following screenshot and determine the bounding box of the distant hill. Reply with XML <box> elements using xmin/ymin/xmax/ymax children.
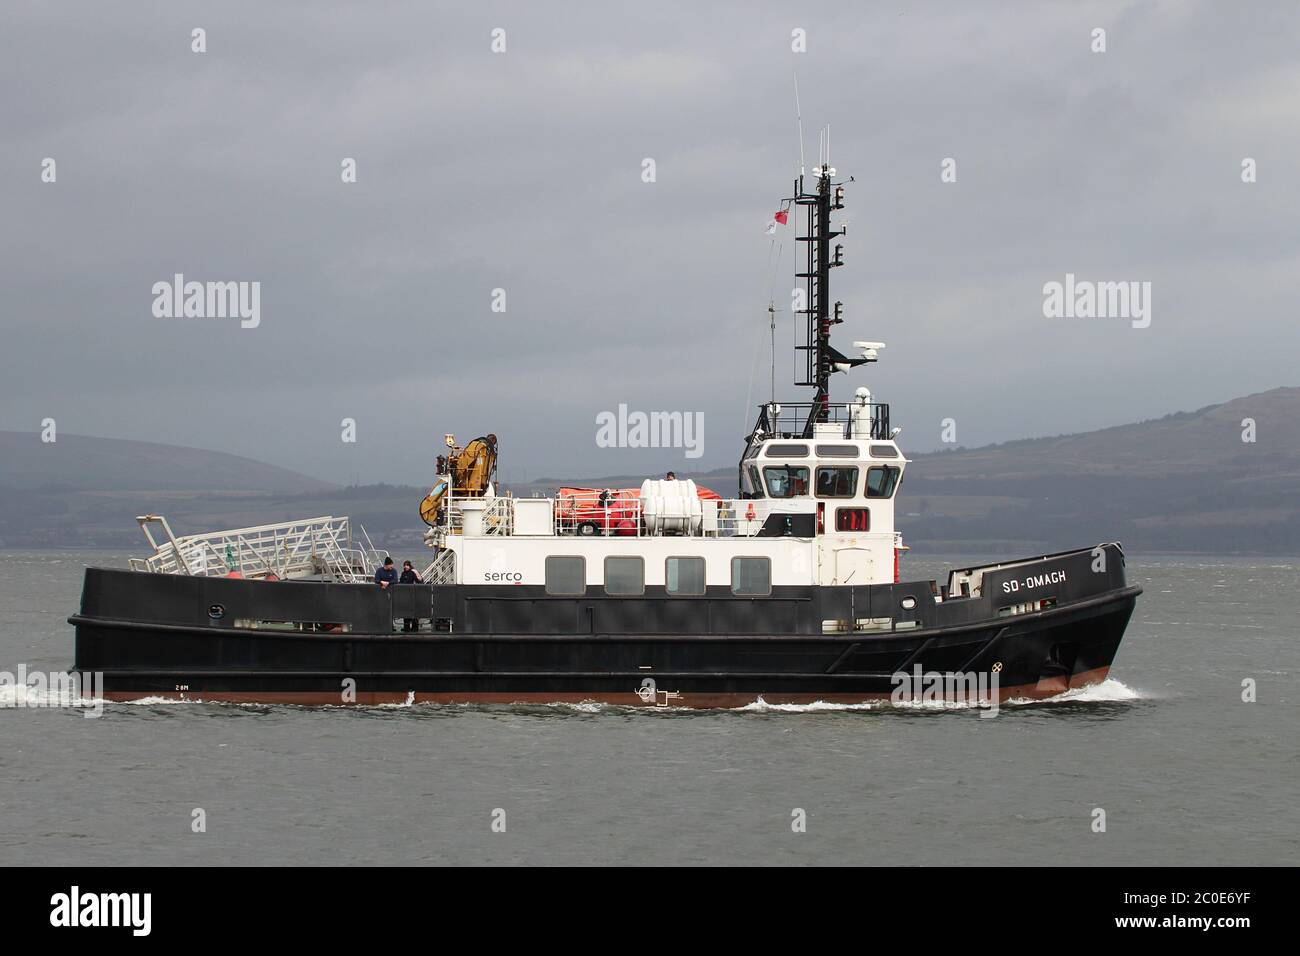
<box><xmin>0</xmin><ymin>431</ymin><xmax>336</xmax><ymax>549</ymax></box>
<box><xmin>0</xmin><ymin>431</ymin><xmax>334</xmax><ymax>494</ymax></box>
<box><xmin>905</xmin><ymin>388</ymin><xmax>1300</xmax><ymax>480</ymax></box>
<box><xmin>2</xmin><ymin>390</ymin><xmax>1299</xmax><ymax>554</ymax></box>
<box><xmin>896</xmin><ymin>387</ymin><xmax>1300</xmax><ymax>554</ymax></box>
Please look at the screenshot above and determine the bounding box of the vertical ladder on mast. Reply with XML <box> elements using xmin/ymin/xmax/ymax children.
<box><xmin>790</xmin><ymin>142</ymin><xmax>847</xmax><ymax>437</ymax></box>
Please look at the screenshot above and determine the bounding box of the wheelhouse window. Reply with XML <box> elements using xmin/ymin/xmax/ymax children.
<box><xmin>731</xmin><ymin>556</ymin><xmax>771</xmax><ymax>596</ymax></box>
<box><xmin>815</xmin><ymin>444</ymin><xmax>859</xmax><ymax>458</ymax></box>
<box><xmin>815</xmin><ymin>465</ymin><xmax>859</xmax><ymax>498</ymax></box>
<box><xmin>764</xmin><ymin>443</ymin><xmax>809</xmax><ymax>458</ymax></box>
<box><xmin>743</xmin><ymin>464</ymin><xmax>764</xmax><ymax>498</ymax></box>
<box><xmin>865</xmin><ymin>465</ymin><xmax>901</xmax><ymax>498</ymax></box>
<box><xmin>869</xmin><ymin>444</ymin><xmax>899</xmax><ymax>458</ymax></box>
<box><xmin>603</xmin><ymin>556</ymin><xmax>644</xmax><ymax>596</ymax></box>
<box><xmin>763</xmin><ymin>465</ymin><xmax>810</xmax><ymax>498</ymax></box>
<box><xmin>545</xmin><ymin>556</ymin><xmax>585</xmax><ymax>595</ymax></box>
<box><xmin>836</xmin><ymin>508</ymin><xmax>870</xmax><ymax>532</ymax></box>
<box><xmin>666</xmin><ymin>556</ymin><xmax>706</xmax><ymax>596</ymax></box>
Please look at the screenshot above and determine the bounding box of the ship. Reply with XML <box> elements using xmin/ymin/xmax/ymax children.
<box><xmin>69</xmin><ymin>161</ymin><xmax>1141</xmax><ymax>707</ymax></box>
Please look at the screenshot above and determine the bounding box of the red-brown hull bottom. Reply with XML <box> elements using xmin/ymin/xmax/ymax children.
<box><xmin>101</xmin><ymin>666</ymin><xmax>1112</xmax><ymax>709</ymax></box>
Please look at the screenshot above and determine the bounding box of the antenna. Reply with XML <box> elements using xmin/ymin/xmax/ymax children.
<box><xmin>767</xmin><ymin>242</ymin><xmax>784</xmax><ymax>406</ymax></box>
<box><xmin>793</xmin><ymin>71</ymin><xmax>806</xmax><ymax>177</ymax></box>
<box><xmin>745</xmin><ymin>239</ymin><xmax>784</xmax><ymax>438</ymax></box>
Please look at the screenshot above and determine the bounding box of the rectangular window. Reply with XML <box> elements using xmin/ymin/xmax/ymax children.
<box><xmin>603</xmin><ymin>556</ymin><xmax>644</xmax><ymax>596</ymax></box>
<box><xmin>815</xmin><ymin>444</ymin><xmax>859</xmax><ymax>458</ymax></box>
<box><xmin>666</xmin><ymin>556</ymin><xmax>706</xmax><ymax>596</ymax></box>
<box><xmin>835</xmin><ymin>508</ymin><xmax>871</xmax><ymax>532</ymax></box>
<box><xmin>765</xmin><ymin>443</ymin><xmax>809</xmax><ymax>458</ymax></box>
<box><xmin>545</xmin><ymin>556</ymin><xmax>586</xmax><ymax>595</ymax></box>
<box><xmin>869</xmin><ymin>444</ymin><xmax>899</xmax><ymax>458</ymax></box>
<box><xmin>744</xmin><ymin>464</ymin><xmax>763</xmax><ymax>498</ymax></box>
<box><xmin>731</xmin><ymin>556</ymin><xmax>771</xmax><ymax>596</ymax></box>
<box><xmin>763</xmin><ymin>465</ymin><xmax>810</xmax><ymax>498</ymax></box>
<box><xmin>865</xmin><ymin>465</ymin><xmax>901</xmax><ymax>498</ymax></box>
<box><xmin>815</xmin><ymin>465</ymin><xmax>859</xmax><ymax>498</ymax></box>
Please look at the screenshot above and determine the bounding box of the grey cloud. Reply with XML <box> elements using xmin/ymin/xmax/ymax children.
<box><xmin>2</xmin><ymin>0</ymin><xmax>1297</xmax><ymax>485</ymax></box>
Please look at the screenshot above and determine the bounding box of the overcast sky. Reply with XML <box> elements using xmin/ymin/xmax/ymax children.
<box><xmin>3</xmin><ymin>0</ymin><xmax>1297</xmax><ymax>485</ymax></box>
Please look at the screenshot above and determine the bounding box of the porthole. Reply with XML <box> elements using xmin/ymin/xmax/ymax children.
<box><xmin>900</xmin><ymin>597</ymin><xmax>917</xmax><ymax>611</ymax></box>
<box><xmin>208</xmin><ymin>604</ymin><xmax>225</xmax><ymax>620</ymax></box>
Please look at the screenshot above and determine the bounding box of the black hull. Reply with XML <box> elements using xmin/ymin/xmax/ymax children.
<box><xmin>71</xmin><ymin>545</ymin><xmax>1140</xmax><ymax>708</ymax></box>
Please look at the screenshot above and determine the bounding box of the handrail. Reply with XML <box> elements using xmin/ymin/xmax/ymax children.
<box><xmin>445</xmin><ymin>495</ymin><xmax>789</xmax><ymax>538</ymax></box>
<box><xmin>136</xmin><ymin>515</ymin><xmax>374</xmax><ymax>582</ymax></box>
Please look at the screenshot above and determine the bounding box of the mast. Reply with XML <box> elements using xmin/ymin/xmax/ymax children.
<box><xmin>738</xmin><ymin>142</ymin><xmax>887</xmax><ymax>498</ymax></box>
<box><xmin>790</xmin><ymin>163</ymin><xmax>862</xmax><ymax>437</ymax></box>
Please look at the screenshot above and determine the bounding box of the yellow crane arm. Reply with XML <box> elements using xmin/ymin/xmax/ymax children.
<box><xmin>418</xmin><ymin>434</ymin><xmax>497</xmax><ymax>528</ymax></box>
<box><xmin>418</xmin><ymin>478</ymin><xmax>448</xmax><ymax>528</ymax></box>
<box><xmin>456</xmin><ymin>435</ymin><xmax>497</xmax><ymax>496</ymax></box>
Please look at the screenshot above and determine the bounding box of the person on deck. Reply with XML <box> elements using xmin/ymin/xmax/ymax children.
<box><xmin>399</xmin><ymin>561</ymin><xmax>422</xmax><ymax>632</ymax></box>
<box><xmin>374</xmin><ymin>556</ymin><xmax>397</xmax><ymax>589</ymax></box>
<box><xmin>665</xmin><ymin>471</ymin><xmax>677</xmax><ymax>480</ymax></box>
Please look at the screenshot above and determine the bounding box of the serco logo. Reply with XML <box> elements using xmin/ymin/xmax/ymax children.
<box><xmin>483</xmin><ymin>571</ymin><xmax>522</xmax><ymax>582</ymax></box>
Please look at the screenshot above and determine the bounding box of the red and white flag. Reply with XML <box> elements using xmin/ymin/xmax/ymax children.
<box><xmin>764</xmin><ymin>209</ymin><xmax>789</xmax><ymax>234</ymax></box>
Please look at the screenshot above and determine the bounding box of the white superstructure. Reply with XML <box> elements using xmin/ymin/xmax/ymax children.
<box><xmin>428</xmin><ymin>432</ymin><xmax>908</xmax><ymax>594</ymax></box>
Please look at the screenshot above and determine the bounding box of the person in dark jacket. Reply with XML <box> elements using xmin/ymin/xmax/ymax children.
<box><xmin>399</xmin><ymin>560</ymin><xmax>422</xmax><ymax>632</ymax></box>
<box><xmin>374</xmin><ymin>556</ymin><xmax>397</xmax><ymax>589</ymax></box>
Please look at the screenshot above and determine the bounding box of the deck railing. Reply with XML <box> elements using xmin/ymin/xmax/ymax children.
<box><xmin>750</xmin><ymin>401</ymin><xmax>891</xmax><ymax>441</ymax></box>
<box><xmin>450</xmin><ymin>495</ymin><xmax>784</xmax><ymax>538</ymax></box>
<box><xmin>133</xmin><ymin>515</ymin><xmax>379</xmax><ymax>582</ymax></box>
<box><xmin>421</xmin><ymin>549</ymin><xmax>457</xmax><ymax>585</ymax></box>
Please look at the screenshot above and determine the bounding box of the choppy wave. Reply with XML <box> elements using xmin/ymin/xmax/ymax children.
<box><xmin>549</xmin><ymin>701</ymin><xmax>605</xmax><ymax>713</ymax></box>
<box><xmin>122</xmin><ymin>695</ymin><xmax>203</xmax><ymax>706</ymax></box>
<box><xmin>738</xmin><ymin>696</ymin><xmax>991</xmax><ymax>714</ymax></box>
<box><xmin>737</xmin><ymin>698</ymin><xmax>886</xmax><ymax>713</ymax></box>
<box><xmin>1014</xmin><ymin>678</ymin><xmax>1145</xmax><ymax>704</ymax></box>
<box><xmin>740</xmin><ymin>678</ymin><xmax>1147</xmax><ymax>714</ymax></box>
<box><xmin>0</xmin><ymin>683</ymin><xmax>99</xmax><ymax>709</ymax></box>
<box><xmin>373</xmin><ymin>691</ymin><xmax>419</xmax><ymax>709</ymax></box>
